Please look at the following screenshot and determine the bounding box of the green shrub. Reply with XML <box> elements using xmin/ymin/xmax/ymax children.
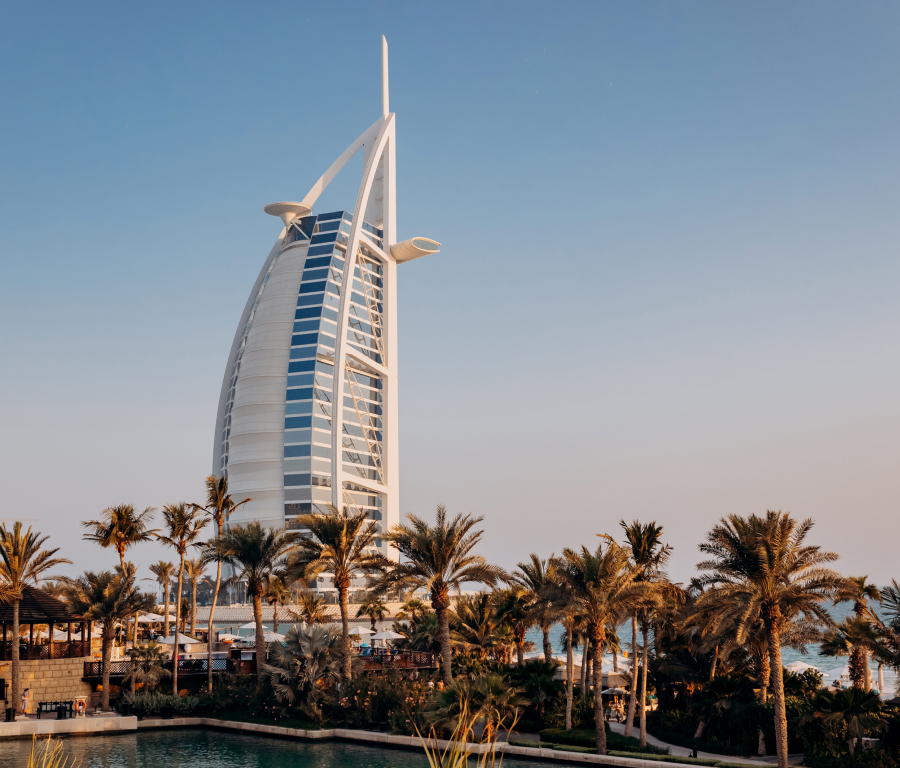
<box><xmin>116</xmin><ymin>690</ymin><xmax>198</xmax><ymax>717</ymax></box>
<box><xmin>539</xmin><ymin>726</ymin><xmax>669</xmax><ymax>755</ymax></box>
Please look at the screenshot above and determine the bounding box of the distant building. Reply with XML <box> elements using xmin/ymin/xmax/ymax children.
<box><xmin>212</xmin><ymin>37</ymin><xmax>438</xmax><ymax>563</ymax></box>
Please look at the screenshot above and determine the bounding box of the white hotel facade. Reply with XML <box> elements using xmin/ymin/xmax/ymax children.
<box><xmin>212</xmin><ymin>38</ymin><xmax>437</xmax><ymax>563</ymax></box>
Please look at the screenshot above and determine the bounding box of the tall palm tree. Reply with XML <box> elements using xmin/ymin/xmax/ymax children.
<box><xmin>558</xmin><ymin>539</ymin><xmax>646</xmax><ymax>755</ymax></box>
<box><xmin>512</xmin><ymin>554</ymin><xmax>559</xmax><ymax>664</ymax></box>
<box><xmin>0</xmin><ymin>522</ymin><xmax>70</xmax><ymax>715</ymax></box>
<box><xmin>845</xmin><ymin>575</ymin><xmax>882</xmax><ymax>691</ymax></box>
<box><xmin>215</xmin><ymin>522</ymin><xmax>298</xmax><ymax>675</ymax></box>
<box><xmin>620</xmin><ymin>520</ymin><xmax>672</xmax><ymax>744</ymax></box>
<box><xmin>155</xmin><ymin>503</ymin><xmax>208</xmax><ymax>695</ymax></box>
<box><xmin>182</xmin><ymin>558</ymin><xmax>205</xmax><ymax>637</ymax></box>
<box><xmin>82</xmin><ymin>505</ymin><xmax>157</xmax><ymax>644</ymax></box>
<box><xmin>291</xmin><ymin>588</ymin><xmax>328</xmax><ymax>625</ymax></box>
<box><xmin>147</xmin><ymin>561</ymin><xmax>175</xmax><ymax>636</ymax></box>
<box><xmin>494</xmin><ymin>585</ymin><xmax>532</xmax><ymax>665</ymax></box>
<box><xmin>192</xmin><ymin>473</ymin><xmax>251</xmax><ymax>692</ymax></box>
<box><xmin>696</xmin><ymin>510</ymin><xmax>847</xmax><ymax>768</ymax></box>
<box><xmin>451</xmin><ymin>592</ymin><xmax>515</xmax><ymax>662</ymax></box>
<box><xmin>264</xmin><ymin>574</ymin><xmax>290</xmax><ymax>633</ymax></box>
<box><xmin>288</xmin><ymin>505</ymin><xmax>384</xmax><ymax>681</ymax></box>
<box><xmin>60</xmin><ymin>569</ymin><xmax>153</xmax><ymax>710</ymax></box>
<box><xmin>375</xmin><ymin>505</ymin><xmax>506</xmax><ymax>684</ymax></box>
<box><xmin>82</xmin><ymin>505</ymin><xmax>158</xmax><ymax>569</ymax></box>
<box><xmin>123</xmin><ymin>640</ymin><xmax>171</xmax><ymax>693</ymax></box>
<box><xmin>356</xmin><ymin>592</ymin><xmax>388</xmax><ymax>632</ymax></box>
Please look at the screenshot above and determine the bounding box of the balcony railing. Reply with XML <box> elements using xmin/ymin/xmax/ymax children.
<box><xmin>357</xmin><ymin>650</ymin><xmax>436</xmax><ymax>670</ymax></box>
<box><xmin>82</xmin><ymin>657</ymin><xmax>230</xmax><ymax>680</ymax></box>
<box><xmin>0</xmin><ymin>640</ymin><xmax>91</xmax><ymax>661</ymax></box>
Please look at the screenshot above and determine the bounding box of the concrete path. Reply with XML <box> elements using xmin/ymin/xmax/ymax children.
<box><xmin>0</xmin><ymin>712</ymin><xmax>137</xmax><ymax>739</ymax></box>
<box><xmin>607</xmin><ymin>722</ymin><xmax>775</xmax><ymax>765</ymax></box>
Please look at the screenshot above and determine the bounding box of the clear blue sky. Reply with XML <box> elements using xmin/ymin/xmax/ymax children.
<box><xmin>1</xmin><ymin>2</ymin><xmax>898</xmax><ymax>585</ymax></box>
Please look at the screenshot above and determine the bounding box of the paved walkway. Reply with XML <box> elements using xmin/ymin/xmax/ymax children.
<box><xmin>607</xmin><ymin>722</ymin><xmax>778</xmax><ymax>765</ymax></box>
<box><xmin>0</xmin><ymin>712</ymin><xmax>136</xmax><ymax>739</ymax></box>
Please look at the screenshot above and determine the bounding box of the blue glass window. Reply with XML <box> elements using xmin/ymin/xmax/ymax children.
<box><xmin>326</xmin><ymin>282</ymin><xmax>341</xmax><ymax>297</ymax></box>
<box><xmin>293</xmin><ymin>320</ymin><xmax>319</xmax><ymax>334</ymax></box>
<box><xmin>295</xmin><ymin>306</ymin><xmax>323</xmax><ymax>320</ymax></box>
<box><xmin>288</xmin><ymin>360</ymin><xmax>316</xmax><ymax>374</ymax></box>
<box><xmin>304</xmin><ymin>256</ymin><xmax>332</xmax><ymax>269</ymax></box>
<box><xmin>296</xmin><ymin>293</ymin><xmax>324</xmax><ymax>307</ymax></box>
<box><xmin>318</xmin><ymin>334</ymin><xmax>335</xmax><ymax>349</ymax></box>
<box><xmin>284</xmin><ymin>474</ymin><xmax>311</xmax><ymax>486</ymax></box>
<box><xmin>307</xmin><ymin>244</ymin><xmax>335</xmax><ymax>257</ymax></box>
<box><xmin>286</xmin><ymin>403</ymin><xmax>313</xmax><ymax>418</ymax></box>
<box><xmin>299</xmin><ymin>281</ymin><xmax>327</xmax><ymax>294</ymax></box>
<box><xmin>310</xmin><ymin>232</ymin><xmax>338</xmax><ymax>245</ymax></box>
<box><xmin>285</xmin><ymin>416</ymin><xmax>312</xmax><ymax>429</ymax></box>
<box><xmin>317</xmin><ymin>211</ymin><xmax>344</xmax><ymax>221</ymax></box>
<box><xmin>286</xmin><ymin>388</ymin><xmax>313</xmax><ymax>402</ymax></box>
<box><xmin>317</xmin><ymin>220</ymin><xmax>341</xmax><ymax>232</ymax></box>
<box><xmin>284</xmin><ymin>442</ymin><xmax>312</xmax><ymax>457</ymax></box>
<box><xmin>292</xmin><ymin>333</ymin><xmax>319</xmax><ymax>347</ymax></box>
<box><xmin>289</xmin><ymin>347</ymin><xmax>316</xmax><ymax>360</ymax></box>
<box><xmin>287</xmin><ymin>374</ymin><xmax>315</xmax><ymax>388</ymax></box>
<box><xmin>301</xmin><ymin>268</ymin><xmax>330</xmax><ymax>281</ymax></box>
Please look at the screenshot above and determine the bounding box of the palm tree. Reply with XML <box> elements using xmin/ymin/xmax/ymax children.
<box><xmin>356</xmin><ymin>592</ymin><xmax>388</xmax><ymax>632</ymax></box>
<box><xmin>558</xmin><ymin>539</ymin><xmax>646</xmax><ymax>755</ymax></box>
<box><xmin>451</xmin><ymin>592</ymin><xmax>515</xmax><ymax>662</ymax></box>
<box><xmin>429</xmin><ymin>673</ymin><xmax>528</xmax><ymax>741</ymax></box>
<box><xmin>147</xmin><ymin>561</ymin><xmax>175</xmax><ymax>637</ymax></box>
<box><xmin>191</xmin><ymin>473</ymin><xmax>251</xmax><ymax>692</ymax></box>
<box><xmin>155</xmin><ymin>503</ymin><xmax>208</xmax><ymax>695</ymax></box>
<box><xmin>512</xmin><ymin>554</ymin><xmax>559</xmax><ymax>664</ymax></box>
<box><xmin>60</xmin><ymin>569</ymin><xmax>153</xmax><ymax>710</ymax></box>
<box><xmin>620</xmin><ymin>520</ymin><xmax>672</xmax><ymax>744</ymax></box>
<box><xmin>291</xmin><ymin>588</ymin><xmax>328</xmax><ymax>625</ymax></box>
<box><xmin>494</xmin><ymin>585</ymin><xmax>532</xmax><ymax>665</ymax></box>
<box><xmin>123</xmin><ymin>640</ymin><xmax>171</xmax><ymax>693</ymax></box>
<box><xmin>375</xmin><ymin>505</ymin><xmax>506</xmax><ymax>684</ymax></box>
<box><xmin>182</xmin><ymin>558</ymin><xmax>205</xmax><ymax>637</ymax></box>
<box><xmin>0</xmin><ymin>523</ymin><xmax>71</xmax><ymax>714</ymax></box>
<box><xmin>264</xmin><ymin>574</ymin><xmax>290</xmax><ymax>633</ymax></box>
<box><xmin>696</xmin><ymin>510</ymin><xmax>847</xmax><ymax>768</ymax></box>
<box><xmin>82</xmin><ymin>505</ymin><xmax>157</xmax><ymax>569</ymax></box>
<box><xmin>288</xmin><ymin>505</ymin><xmax>385</xmax><ymax>681</ymax></box>
<box><xmin>216</xmin><ymin>522</ymin><xmax>298</xmax><ymax>674</ymax></box>
<box><xmin>808</xmin><ymin>687</ymin><xmax>886</xmax><ymax>758</ymax></box>
<box><xmin>845</xmin><ymin>575</ymin><xmax>882</xmax><ymax>691</ymax></box>
<box><xmin>261</xmin><ymin>623</ymin><xmax>342</xmax><ymax>722</ymax></box>
<box><xmin>821</xmin><ymin>615</ymin><xmax>882</xmax><ymax>691</ymax></box>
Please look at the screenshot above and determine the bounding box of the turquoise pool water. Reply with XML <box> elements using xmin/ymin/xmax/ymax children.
<box><xmin>4</xmin><ymin>729</ymin><xmax>547</xmax><ymax>768</ymax></box>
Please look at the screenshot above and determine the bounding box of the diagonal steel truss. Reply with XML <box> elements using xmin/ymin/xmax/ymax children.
<box><xmin>344</xmin><ymin>359</ymin><xmax>385</xmax><ymax>485</ymax></box>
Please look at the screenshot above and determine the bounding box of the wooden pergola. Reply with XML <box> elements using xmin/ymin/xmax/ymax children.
<box><xmin>0</xmin><ymin>585</ymin><xmax>92</xmax><ymax>660</ymax></box>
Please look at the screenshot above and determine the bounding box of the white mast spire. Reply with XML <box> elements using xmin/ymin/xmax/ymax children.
<box><xmin>382</xmin><ymin>35</ymin><xmax>389</xmax><ymax>118</ymax></box>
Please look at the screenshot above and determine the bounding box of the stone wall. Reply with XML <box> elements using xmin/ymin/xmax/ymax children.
<box><xmin>2</xmin><ymin>658</ymin><xmax>92</xmax><ymax>713</ymax></box>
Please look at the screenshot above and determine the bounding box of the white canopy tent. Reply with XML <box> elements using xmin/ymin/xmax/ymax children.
<box><xmin>785</xmin><ymin>660</ymin><xmax>821</xmax><ymax>674</ymax></box>
<box><xmin>158</xmin><ymin>633</ymin><xmax>199</xmax><ymax>646</ymax></box>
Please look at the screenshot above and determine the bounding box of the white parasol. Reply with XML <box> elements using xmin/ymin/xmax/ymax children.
<box><xmin>157</xmin><ymin>632</ymin><xmax>199</xmax><ymax>645</ymax></box>
<box><xmin>349</xmin><ymin>627</ymin><xmax>375</xmax><ymax>636</ymax></box>
<box><xmin>263</xmin><ymin>631</ymin><xmax>286</xmax><ymax>642</ymax></box>
<box><xmin>785</xmin><ymin>660</ymin><xmax>820</xmax><ymax>674</ymax></box>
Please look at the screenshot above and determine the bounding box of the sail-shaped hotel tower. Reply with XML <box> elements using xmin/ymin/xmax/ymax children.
<box><xmin>212</xmin><ymin>38</ymin><xmax>437</xmax><ymax>561</ymax></box>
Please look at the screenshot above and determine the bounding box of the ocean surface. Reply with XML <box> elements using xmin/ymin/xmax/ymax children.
<box><xmin>524</xmin><ymin>601</ymin><xmax>898</xmax><ymax>697</ymax></box>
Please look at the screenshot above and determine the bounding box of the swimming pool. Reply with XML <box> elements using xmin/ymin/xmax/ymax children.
<box><xmin>3</xmin><ymin>728</ymin><xmax>549</xmax><ymax>768</ymax></box>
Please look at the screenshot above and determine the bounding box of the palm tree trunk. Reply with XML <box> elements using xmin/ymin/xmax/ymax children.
<box><xmin>516</xmin><ymin>627</ymin><xmax>525</xmax><ymax>666</ymax></box>
<box><xmin>252</xmin><ymin>590</ymin><xmax>266</xmax><ymax>679</ymax></box>
<box><xmin>172</xmin><ymin>555</ymin><xmax>185</xmax><ymax>696</ymax></box>
<box><xmin>640</xmin><ymin>619</ymin><xmax>649</xmax><ymax>748</ymax></box>
<box><xmin>565</xmin><ymin>623</ymin><xmax>574</xmax><ymax>731</ymax></box>
<box><xmin>694</xmin><ymin>719</ymin><xmax>707</xmax><ymax>739</ymax></box>
<box><xmin>437</xmin><ymin>606</ymin><xmax>453</xmax><ymax>685</ymax></box>
<box><xmin>207</xmin><ymin>558</ymin><xmax>222</xmax><ymax>693</ymax></box>
<box><xmin>101</xmin><ymin>627</ymin><xmax>113</xmax><ymax>711</ymax></box>
<box><xmin>758</xmin><ymin>651</ymin><xmax>770</xmax><ymax>756</ymax></box>
<box><xmin>580</xmin><ymin>637</ymin><xmax>590</xmax><ymax>692</ymax></box>
<box><xmin>625</xmin><ymin>612</ymin><xmax>637</xmax><ymax>738</ymax></box>
<box><xmin>543</xmin><ymin>624</ymin><xmax>553</xmax><ymax>664</ymax></box>
<box><xmin>862</xmin><ymin>648</ymin><xmax>872</xmax><ymax>691</ymax></box>
<box><xmin>163</xmin><ymin>579</ymin><xmax>171</xmax><ymax>638</ymax></box>
<box><xmin>11</xmin><ymin>599</ymin><xmax>20</xmax><ymax>717</ymax></box>
<box><xmin>338</xmin><ymin>584</ymin><xmax>351</xmax><ymax>681</ymax></box>
<box><xmin>272</xmin><ymin>601</ymin><xmax>279</xmax><ymax>634</ymax></box>
<box><xmin>592</xmin><ymin>631</ymin><xmax>606</xmax><ymax>754</ymax></box>
<box><xmin>766</xmin><ymin>617</ymin><xmax>789</xmax><ymax>768</ymax></box>
<box><xmin>190</xmin><ymin>580</ymin><xmax>197</xmax><ymax>637</ymax></box>
<box><xmin>709</xmin><ymin>644</ymin><xmax>719</xmax><ymax>680</ymax></box>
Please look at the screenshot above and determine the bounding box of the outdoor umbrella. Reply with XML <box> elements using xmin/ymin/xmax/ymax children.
<box><xmin>239</xmin><ymin>622</ymin><xmax>258</xmax><ymax>630</ymax></box>
<box><xmin>348</xmin><ymin>627</ymin><xmax>375</xmax><ymax>636</ymax></box>
<box><xmin>263</xmin><ymin>631</ymin><xmax>286</xmax><ymax>642</ymax></box>
<box><xmin>371</xmin><ymin>630</ymin><xmax>405</xmax><ymax>647</ymax></box>
<box><xmin>136</xmin><ymin>613</ymin><xmax>166</xmax><ymax>623</ymax></box>
<box><xmin>785</xmin><ymin>660</ymin><xmax>820</xmax><ymax>674</ymax></box>
<box><xmin>158</xmin><ymin>633</ymin><xmax>200</xmax><ymax>645</ymax></box>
